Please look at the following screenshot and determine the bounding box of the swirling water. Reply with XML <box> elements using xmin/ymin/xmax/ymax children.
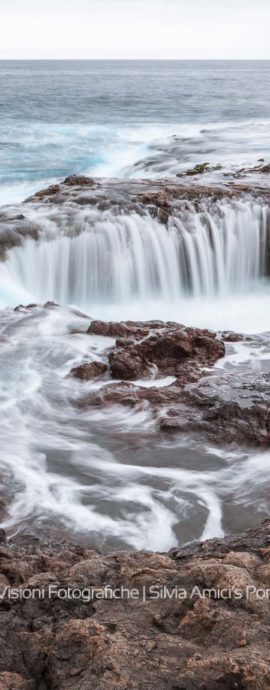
<box><xmin>1</xmin><ymin>60</ymin><xmax>270</xmax><ymax>549</ymax></box>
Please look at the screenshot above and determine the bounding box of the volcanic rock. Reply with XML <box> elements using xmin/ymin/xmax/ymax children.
<box><xmin>63</xmin><ymin>175</ymin><xmax>96</xmax><ymax>187</ymax></box>
<box><xmin>87</xmin><ymin>320</ymin><xmax>225</xmax><ymax>382</ymax></box>
<box><xmin>70</xmin><ymin>361</ymin><xmax>107</xmax><ymax>381</ymax></box>
<box><xmin>82</xmin><ymin>320</ymin><xmax>270</xmax><ymax>447</ymax></box>
<box><xmin>1</xmin><ymin>521</ymin><xmax>270</xmax><ymax>688</ymax></box>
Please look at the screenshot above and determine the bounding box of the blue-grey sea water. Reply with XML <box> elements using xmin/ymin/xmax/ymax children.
<box><xmin>1</xmin><ymin>60</ymin><xmax>270</xmax><ymax>203</ymax></box>
<box><xmin>1</xmin><ymin>60</ymin><xmax>270</xmax><ymax>548</ymax></box>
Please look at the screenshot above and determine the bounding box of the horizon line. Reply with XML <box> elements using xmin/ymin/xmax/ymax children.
<box><xmin>0</xmin><ymin>57</ymin><xmax>270</xmax><ymax>61</ymax></box>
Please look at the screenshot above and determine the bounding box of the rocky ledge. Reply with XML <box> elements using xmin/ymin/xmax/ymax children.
<box><xmin>1</xmin><ymin>520</ymin><xmax>270</xmax><ymax>689</ymax></box>
<box><xmin>71</xmin><ymin>319</ymin><xmax>270</xmax><ymax>447</ymax></box>
<box><xmin>26</xmin><ymin>175</ymin><xmax>270</xmax><ymax>224</ymax></box>
<box><xmin>1</xmin><ymin>174</ymin><xmax>270</xmax><ymax>260</ymax></box>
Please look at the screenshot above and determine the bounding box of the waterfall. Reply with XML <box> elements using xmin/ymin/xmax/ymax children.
<box><xmin>1</xmin><ymin>199</ymin><xmax>269</xmax><ymax>308</ymax></box>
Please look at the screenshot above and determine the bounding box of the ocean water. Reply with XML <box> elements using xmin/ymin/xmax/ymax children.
<box><xmin>1</xmin><ymin>60</ymin><xmax>270</xmax><ymax>549</ymax></box>
<box><xmin>0</xmin><ymin>60</ymin><xmax>270</xmax><ymax>204</ymax></box>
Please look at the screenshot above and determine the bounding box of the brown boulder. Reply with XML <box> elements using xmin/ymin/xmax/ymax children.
<box><xmin>108</xmin><ymin>326</ymin><xmax>223</xmax><ymax>380</ymax></box>
<box><xmin>70</xmin><ymin>361</ymin><xmax>107</xmax><ymax>381</ymax></box>
<box><xmin>87</xmin><ymin>320</ymin><xmax>225</xmax><ymax>382</ymax></box>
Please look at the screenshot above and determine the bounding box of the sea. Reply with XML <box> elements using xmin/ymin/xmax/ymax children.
<box><xmin>0</xmin><ymin>59</ymin><xmax>270</xmax><ymax>205</ymax></box>
<box><xmin>1</xmin><ymin>60</ymin><xmax>270</xmax><ymax>550</ymax></box>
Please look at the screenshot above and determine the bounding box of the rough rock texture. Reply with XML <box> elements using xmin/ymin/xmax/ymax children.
<box><xmin>70</xmin><ymin>361</ymin><xmax>108</xmax><ymax>381</ymax></box>
<box><xmin>177</xmin><ymin>162</ymin><xmax>223</xmax><ymax>177</ymax></box>
<box><xmin>160</xmin><ymin>383</ymin><xmax>270</xmax><ymax>446</ymax></box>
<box><xmin>25</xmin><ymin>175</ymin><xmax>270</xmax><ymax>214</ymax></box>
<box><xmin>73</xmin><ymin>320</ymin><xmax>270</xmax><ymax>447</ymax></box>
<box><xmin>0</xmin><ymin>214</ymin><xmax>38</xmax><ymax>260</ymax></box>
<box><xmin>87</xmin><ymin>320</ymin><xmax>225</xmax><ymax>382</ymax></box>
<box><xmin>1</xmin><ymin>521</ymin><xmax>270</xmax><ymax>688</ymax></box>
<box><xmin>31</xmin><ymin>176</ymin><xmax>96</xmax><ymax>201</ymax></box>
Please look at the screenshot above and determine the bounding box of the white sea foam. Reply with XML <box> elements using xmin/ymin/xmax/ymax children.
<box><xmin>1</xmin><ymin>199</ymin><xmax>269</xmax><ymax>332</ymax></box>
<box><xmin>0</xmin><ymin>304</ymin><xmax>269</xmax><ymax>549</ymax></box>
<box><xmin>1</xmin><ymin>117</ymin><xmax>270</xmax><ymax>204</ymax></box>
<box><xmin>0</xmin><ymin>195</ymin><xmax>270</xmax><ymax>548</ymax></box>
<box><xmin>1</xmin><ymin>61</ymin><xmax>270</xmax><ymax>548</ymax></box>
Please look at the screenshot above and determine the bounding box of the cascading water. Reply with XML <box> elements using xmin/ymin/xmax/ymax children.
<box><xmin>2</xmin><ymin>58</ymin><xmax>270</xmax><ymax>555</ymax></box>
<box><xmin>1</xmin><ymin>200</ymin><xmax>269</xmax><ymax>311</ymax></box>
<box><xmin>1</xmin><ymin>194</ymin><xmax>270</xmax><ymax>548</ymax></box>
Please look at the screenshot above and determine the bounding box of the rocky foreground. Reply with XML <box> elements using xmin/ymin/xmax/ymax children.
<box><xmin>1</xmin><ymin>521</ymin><xmax>270</xmax><ymax>689</ymax></box>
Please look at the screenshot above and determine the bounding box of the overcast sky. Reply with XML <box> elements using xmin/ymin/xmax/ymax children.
<box><xmin>0</xmin><ymin>0</ymin><xmax>269</xmax><ymax>60</ymax></box>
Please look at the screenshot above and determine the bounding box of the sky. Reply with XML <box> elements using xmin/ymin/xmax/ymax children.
<box><xmin>0</xmin><ymin>0</ymin><xmax>269</xmax><ymax>60</ymax></box>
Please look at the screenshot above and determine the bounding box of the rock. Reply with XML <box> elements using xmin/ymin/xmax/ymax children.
<box><xmin>184</xmin><ymin>162</ymin><xmax>210</xmax><ymax>175</ymax></box>
<box><xmin>67</xmin><ymin>557</ymin><xmax>108</xmax><ymax>584</ymax></box>
<box><xmin>0</xmin><ymin>574</ymin><xmax>9</xmax><ymax>589</ymax></box>
<box><xmin>78</xmin><ymin>381</ymin><xmax>182</xmax><ymax>409</ymax></box>
<box><xmin>200</xmin><ymin>399</ymin><xmax>270</xmax><ymax>446</ymax></box>
<box><xmin>0</xmin><ymin>529</ymin><xmax>6</xmax><ymax>544</ymax></box>
<box><xmin>0</xmin><ymin>674</ymin><xmax>32</xmax><ymax>690</ymax></box>
<box><xmin>87</xmin><ymin>320</ymin><xmax>164</xmax><ymax>339</ymax></box>
<box><xmin>70</xmin><ymin>361</ymin><xmax>107</xmax><ymax>381</ymax></box>
<box><xmin>0</xmin><ymin>522</ymin><xmax>270</xmax><ymax>688</ymax></box>
<box><xmin>176</xmin><ymin>163</ymin><xmax>223</xmax><ymax>178</ymax></box>
<box><xmin>0</xmin><ymin>216</ymin><xmax>38</xmax><ymax>260</ymax></box>
<box><xmin>87</xmin><ymin>320</ymin><xmax>225</xmax><ymax>382</ymax></box>
<box><xmin>83</xmin><ymin>320</ymin><xmax>270</xmax><ymax>447</ymax></box>
<box><xmin>227</xmin><ymin>161</ymin><xmax>270</xmax><ymax>178</ymax></box>
<box><xmin>31</xmin><ymin>183</ymin><xmax>61</xmax><ymax>200</ymax></box>
<box><xmin>159</xmin><ymin>374</ymin><xmax>270</xmax><ymax>446</ymax></box>
<box><xmin>108</xmin><ymin>329</ymin><xmax>193</xmax><ymax>380</ymax></box>
<box><xmin>63</xmin><ymin>175</ymin><xmax>96</xmax><ymax>187</ymax></box>
<box><xmin>220</xmin><ymin>331</ymin><xmax>245</xmax><ymax>343</ymax></box>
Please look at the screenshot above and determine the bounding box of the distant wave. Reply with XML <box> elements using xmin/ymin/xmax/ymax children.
<box><xmin>1</xmin><ymin>118</ymin><xmax>270</xmax><ymax>205</ymax></box>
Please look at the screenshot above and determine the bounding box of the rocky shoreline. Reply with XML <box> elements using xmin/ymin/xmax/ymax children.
<box><xmin>9</xmin><ymin>306</ymin><xmax>267</xmax><ymax>449</ymax></box>
<box><xmin>1</xmin><ymin>520</ymin><xmax>270</xmax><ymax>689</ymax></box>
<box><xmin>68</xmin><ymin>317</ymin><xmax>269</xmax><ymax>447</ymax></box>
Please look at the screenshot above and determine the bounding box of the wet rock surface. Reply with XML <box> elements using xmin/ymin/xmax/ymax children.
<box><xmin>163</xmin><ymin>377</ymin><xmax>270</xmax><ymax>446</ymax></box>
<box><xmin>1</xmin><ymin>521</ymin><xmax>270</xmax><ymax>689</ymax></box>
<box><xmin>0</xmin><ymin>215</ymin><xmax>38</xmax><ymax>260</ymax></box>
<box><xmin>70</xmin><ymin>361</ymin><xmax>108</xmax><ymax>381</ymax></box>
<box><xmin>73</xmin><ymin>319</ymin><xmax>270</xmax><ymax>447</ymax></box>
<box><xmin>0</xmin><ymin>175</ymin><xmax>269</xmax><ymax>262</ymax></box>
<box><xmin>24</xmin><ymin>175</ymin><xmax>270</xmax><ymax>217</ymax></box>
<box><xmin>87</xmin><ymin>319</ymin><xmax>225</xmax><ymax>382</ymax></box>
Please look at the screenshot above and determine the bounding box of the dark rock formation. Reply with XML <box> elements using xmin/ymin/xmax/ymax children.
<box><xmin>76</xmin><ymin>320</ymin><xmax>270</xmax><ymax>448</ymax></box>
<box><xmin>161</xmin><ymin>386</ymin><xmax>270</xmax><ymax>446</ymax></box>
<box><xmin>177</xmin><ymin>162</ymin><xmax>223</xmax><ymax>177</ymax></box>
<box><xmin>70</xmin><ymin>361</ymin><xmax>108</xmax><ymax>381</ymax></box>
<box><xmin>31</xmin><ymin>183</ymin><xmax>61</xmax><ymax>199</ymax></box>
<box><xmin>0</xmin><ymin>215</ymin><xmax>38</xmax><ymax>260</ymax></box>
<box><xmin>1</xmin><ymin>521</ymin><xmax>270</xmax><ymax>688</ymax></box>
<box><xmin>24</xmin><ymin>175</ymin><xmax>270</xmax><ymax>212</ymax></box>
<box><xmin>87</xmin><ymin>320</ymin><xmax>225</xmax><ymax>383</ymax></box>
<box><xmin>63</xmin><ymin>175</ymin><xmax>96</xmax><ymax>187</ymax></box>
